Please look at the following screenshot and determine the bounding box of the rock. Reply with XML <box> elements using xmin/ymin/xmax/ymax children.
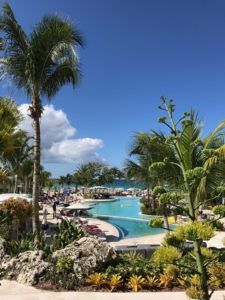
<box><xmin>1</xmin><ymin>250</ymin><xmax>49</xmax><ymax>285</ymax></box>
<box><xmin>52</xmin><ymin>236</ymin><xmax>116</xmax><ymax>279</ymax></box>
<box><xmin>0</xmin><ymin>238</ymin><xmax>6</xmax><ymax>259</ymax></box>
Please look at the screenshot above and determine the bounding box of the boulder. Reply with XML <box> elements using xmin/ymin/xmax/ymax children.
<box><xmin>1</xmin><ymin>250</ymin><xmax>49</xmax><ymax>285</ymax></box>
<box><xmin>52</xmin><ymin>236</ymin><xmax>116</xmax><ymax>279</ymax></box>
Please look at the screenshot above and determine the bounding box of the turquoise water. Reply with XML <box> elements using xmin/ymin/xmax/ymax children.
<box><xmin>89</xmin><ymin>196</ymin><xmax>164</xmax><ymax>238</ymax></box>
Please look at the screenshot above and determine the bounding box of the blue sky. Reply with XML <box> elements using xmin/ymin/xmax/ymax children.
<box><xmin>1</xmin><ymin>0</ymin><xmax>225</xmax><ymax>177</ymax></box>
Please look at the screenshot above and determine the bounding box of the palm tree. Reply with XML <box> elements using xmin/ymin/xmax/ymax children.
<box><xmin>2</xmin><ymin>131</ymin><xmax>32</xmax><ymax>193</ymax></box>
<box><xmin>21</xmin><ymin>159</ymin><xmax>33</xmax><ymax>193</ymax></box>
<box><xmin>124</xmin><ymin>131</ymin><xmax>179</xmax><ymax>203</ymax></box>
<box><xmin>58</xmin><ymin>176</ymin><xmax>67</xmax><ymax>189</ymax></box>
<box><xmin>0</xmin><ymin>3</ymin><xmax>83</xmax><ymax>231</ymax></box>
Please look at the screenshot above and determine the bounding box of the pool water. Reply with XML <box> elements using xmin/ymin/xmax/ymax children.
<box><xmin>89</xmin><ymin>196</ymin><xmax>165</xmax><ymax>238</ymax></box>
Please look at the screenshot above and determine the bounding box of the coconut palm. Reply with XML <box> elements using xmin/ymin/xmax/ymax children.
<box><xmin>0</xmin><ymin>3</ymin><xmax>83</xmax><ymax>231</ymax></box>
<box><xmin>2</xmin><ymin>131</ymin><xmax>32</xmax><ymax>193</ymax></box>
<box><xmin>124</xmin><ymin>131</ymin><xmax>179</xmax><ymax>202</ymax></box>
<box><xmin>0</xmin><ymin>97</ymin><xmax>21</xmax><ymax>157</ymax></box>
<box><xmin>20</xmin><ymin>159</ymin><xmax>33</xmax><ymax>193</ymax></box>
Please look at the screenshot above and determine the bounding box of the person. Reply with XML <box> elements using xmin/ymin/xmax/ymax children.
<box><xmin>52</xmin><ymin>201</ymin><xmax>57</xmax><ymax>219</ymax></box>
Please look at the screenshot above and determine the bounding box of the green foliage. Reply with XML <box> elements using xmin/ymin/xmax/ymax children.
<box><xmin>151</xmin><ymin>246</ymin><xmax>182</xmax><ymax>265</ymax></box>
<box><xmin>186</xmin><ymin>167</ymin><xmax>208</xmax><ymax>181</ymax></box>
<box><xmin>163</xmin><ymin>233</ymin><xmax>184</xmax><ymax>248</ymax></box>
<box><xmin>55</xmin><ymin>256</ymin><xmax>74</xmax><ymax>274</ymax></box>
<box><xmin>152</xmin><ymin>185</ymin><xmax>166</xmax><ymax>196</ymax></box>
<box><xmin>212</xmin><ymin>205</ymin><xmax>225</xmax><ymax>217</ymax></box>
<box><xmin>174</xmin><ymin>222</ymin><xmax>214</xmax><ymax>241</ymax></box>
<box><xmin>208</xmin><ymin>263</ymin><xmax>225</xmax><ymax>289</ymax></box>
<box><xmin>185</xmin><ymin>275</ymin><xmax>205</xmax><ymax>300</ymax></box>
<box><xmin>210</xmin><ymin>219</ymin><xmax>224</xmax><ymax>231</ymax></box>
<box><xmin>52</xmin><ymin>220</ymin><xmax>85</xmax><ymax>251</ymax></box>
<box><xmin>149</xmin><ymin>216</ymin><xmax>164</xmax><ymax>228</ymax></box>
<box><xmin>159</xmin><ymin>191</ymin><xmax>182</xmax><ymax>204</ymax></box>
<box><xmin>49</xmin><ymin>256</ymin><xmax>79</xmax><ymax>290</ymax></box>
<box><xmin>7</xmin><ymin>232</ymin><xmax>50</xmax><ymax>256</ymax></box>
<box><xmin>105</xmin><ymin>252</ymin><xmax>161</xmax><ymax>279</ymax></box>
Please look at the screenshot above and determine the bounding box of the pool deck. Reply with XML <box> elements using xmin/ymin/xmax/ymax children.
<box><xmin>42</xmin><ymin>205</ymin><xmax>225</xmax><ymax>247</ymax></box>
<box><xmin>1</xmin><ymin>280</ymin><xmax>224</xmax><ymax>300</ymax></box>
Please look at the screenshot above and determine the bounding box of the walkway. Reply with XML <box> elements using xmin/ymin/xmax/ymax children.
<box><xmin>0</xmin><ymin>280</ymin><xmax>224</xmax><ymax>300</ymax></box>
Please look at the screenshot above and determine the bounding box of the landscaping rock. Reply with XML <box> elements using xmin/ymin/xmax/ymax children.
<box><xmin>52</xmin><ymin>236</ymin><xmax>116</xmax><ymax>279</ymax></box>
<box><xmin>1</xmin><ymin>250</ymin><xmax>49</xmax><ymax>285</ymax></box>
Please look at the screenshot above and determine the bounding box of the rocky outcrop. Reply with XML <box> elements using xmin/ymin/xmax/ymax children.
<box><xmin>0</xmin><ymin>237</ymin><xmax>116</xmax><ymax>286</ymax></box>
<box><xmin>52</xmin><ymin>236</ymin><xmax>116</xmax><ymax>279</ymax></box>
<box><xmin>1</xmin><ymin>250</ymin><xmax>49</xmax><ymax>285</ymax></box>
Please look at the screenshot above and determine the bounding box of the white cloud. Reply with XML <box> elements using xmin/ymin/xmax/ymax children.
<box><xmin>18</xmin><ymin>104</ymin><xmax>104</xmax><ymax>164</ymax></box>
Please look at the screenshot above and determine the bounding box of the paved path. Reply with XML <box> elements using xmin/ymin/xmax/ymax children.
<box><xmin>1</xmin><ymin>280</ymin><xmax>224</xmax><ymax>300</ymax></box>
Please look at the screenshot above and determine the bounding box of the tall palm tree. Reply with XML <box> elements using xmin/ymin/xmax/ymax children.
<box><xmin>0</xmin><ymin>3</ymin><xmax>83</xmax><ymax>231</ymax></box>
<box><xmin>2</xmin><ymin>131</ymin><xmax>32</xmax><ymax>193</ymax></box>
<box><xmin>124</xmin><ymin>131</ymin><xmax>179</xmax><ymax>201</ymax></box>
<box><xmin>20</xmin><ymin>159</ymin><xmax>33</xmax><ymax>193</ymax></box>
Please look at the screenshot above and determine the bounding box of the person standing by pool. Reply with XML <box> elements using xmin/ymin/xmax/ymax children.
<box><xmin>52</xmin><ymin>201</ymin><xmax>57</xmax><ymax>219</ymax></box>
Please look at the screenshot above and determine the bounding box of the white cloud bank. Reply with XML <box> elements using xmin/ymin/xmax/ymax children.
<box><xmin>18</xmin><ymin>104</ymin><xmax>104</xmax><ymax>164</ymax></box>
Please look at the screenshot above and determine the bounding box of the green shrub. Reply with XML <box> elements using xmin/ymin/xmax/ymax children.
<box><xmin>52</xmin><ymin>220</ymin><xmax>85</xmax><ymax>251</ymax></box>
<box><xmin>48</xmin><ymin>256</ymin><xmax>79</xmax><ymax>290</ymax></box>
<box><xmin>7</xmin><ymin>232</ymin><xmax>50</xmax><ymax>256</ymax></box>
<box><xmin>105</xmin><ymin>252</ymin><xmax>161</xmax><ymax>280</ymax></box>
<box><xmin>151</xmin><ymin>246</ymin><xmax>182</xmax><ymax>265</ymax></box>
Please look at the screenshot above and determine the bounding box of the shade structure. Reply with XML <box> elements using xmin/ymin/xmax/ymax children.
<box><xmin>64</xmin><ymin>203</ymin><xmax>93</xmax><ymax>211</ymax></box>
<box><xmin>89</xmin><ymin>186</ymin><xmax>108</xmax><ymax>190</ymax></box>
<box><xmin>0</xmin><ymin>193</ymin><xmax>32</xmax><ymax>203</ymax></box>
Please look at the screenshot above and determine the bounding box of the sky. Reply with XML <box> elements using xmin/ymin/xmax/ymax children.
<box><xmin>1</xmin><ymin>0</ymin><xmax>225</xmax><ymax>177</ymax></box>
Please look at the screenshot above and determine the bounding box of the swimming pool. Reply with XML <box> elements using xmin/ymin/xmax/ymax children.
<box><xmin>88</xmin><ymin>196</ymin><xmax>165</xmax><ymax>238</ymax></box>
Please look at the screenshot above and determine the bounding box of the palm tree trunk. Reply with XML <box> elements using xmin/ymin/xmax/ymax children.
<box><xmin>24</xmin><ymin>177</ymin><xmax>28</xmax><ymax>193</ymax></box>
<box><xmin>13</xmin><ymin>174</ymin><xmax>18</xmax><ymax>193</ymax></box>
<box><xmin>32</xmin><ymin>110</ymin><xmax>41</xmax><ymax>233</ymax></box>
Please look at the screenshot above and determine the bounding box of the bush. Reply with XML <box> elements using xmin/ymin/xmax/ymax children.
<box><xmin>7</xmin><ymin>232</ymin><xmax>50</xmax><ymax>256</ymax></box>
<box><xmin>52</xmin><ymin>220</ymin><xmax>85</xmax><ymax>251</ymax></box>
<box><xmin>151</xmin><ymin>246</ymin><xmax>182</xmax><ymax>265</ymax></box>
<box><xmin>0</xmin><ymin>198</ymin><xmax>32</xmax><ymax>240</ymax></box>
<box><xmin>105</xmin><ymin>252</ymin><xmax>161</xmax><ymax>280</ymax></box>
<box><xmin>48</xmin><ymin>256</ymin><xmax>80</xmax><ymax>290</ymax></box>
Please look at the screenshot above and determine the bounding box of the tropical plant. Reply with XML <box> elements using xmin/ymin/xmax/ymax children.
<box><xmin>145</xmin><ymin>275</ymin><xmax>159</xmax><ymax>289</ymax></box>
<box><xmin>0</xmin><ymin>2</ymin><xmax>83</xmax><ymax>232</ymax></box>
<box><xmin>151</xmin><ymin>246</ymin><xmax>182</xmax><ymax>265</ymax></box>
<box><xmin>107</xmin><ymin>274</ymin><xmax>122</xmax><ymax>292</ymax></box>
<box><xmin>52</xmin><ymin>220</ymin><xmax>85</xmax><ymax>251</ymax></box>
<box><xmin>49</xmin><ymin>256</ymin><xmax>79</xmax><ymax>290</ymax></box>
<box><xmin>127</xmin><ymin>274</ymin><xmax>146</xmax><ymax>292</ymax></box>
<box><xmin>148</xmin><ymin>96</ymin><xmax>225</xmax><ymax>299</ymax></box>
<box><xmin>2</xmin><ymin>131</ymin><xmax>33</xmax><ymax>193</ymax></box>
<box><xmin>0</xmin><ymin>198</ymin><xmax>32</xmax><ymax>240</ymax></box>
<box><xmin>85</xmin><ymin>273</ymin><xmax>107</xmax><ymax>289</ymax></box>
